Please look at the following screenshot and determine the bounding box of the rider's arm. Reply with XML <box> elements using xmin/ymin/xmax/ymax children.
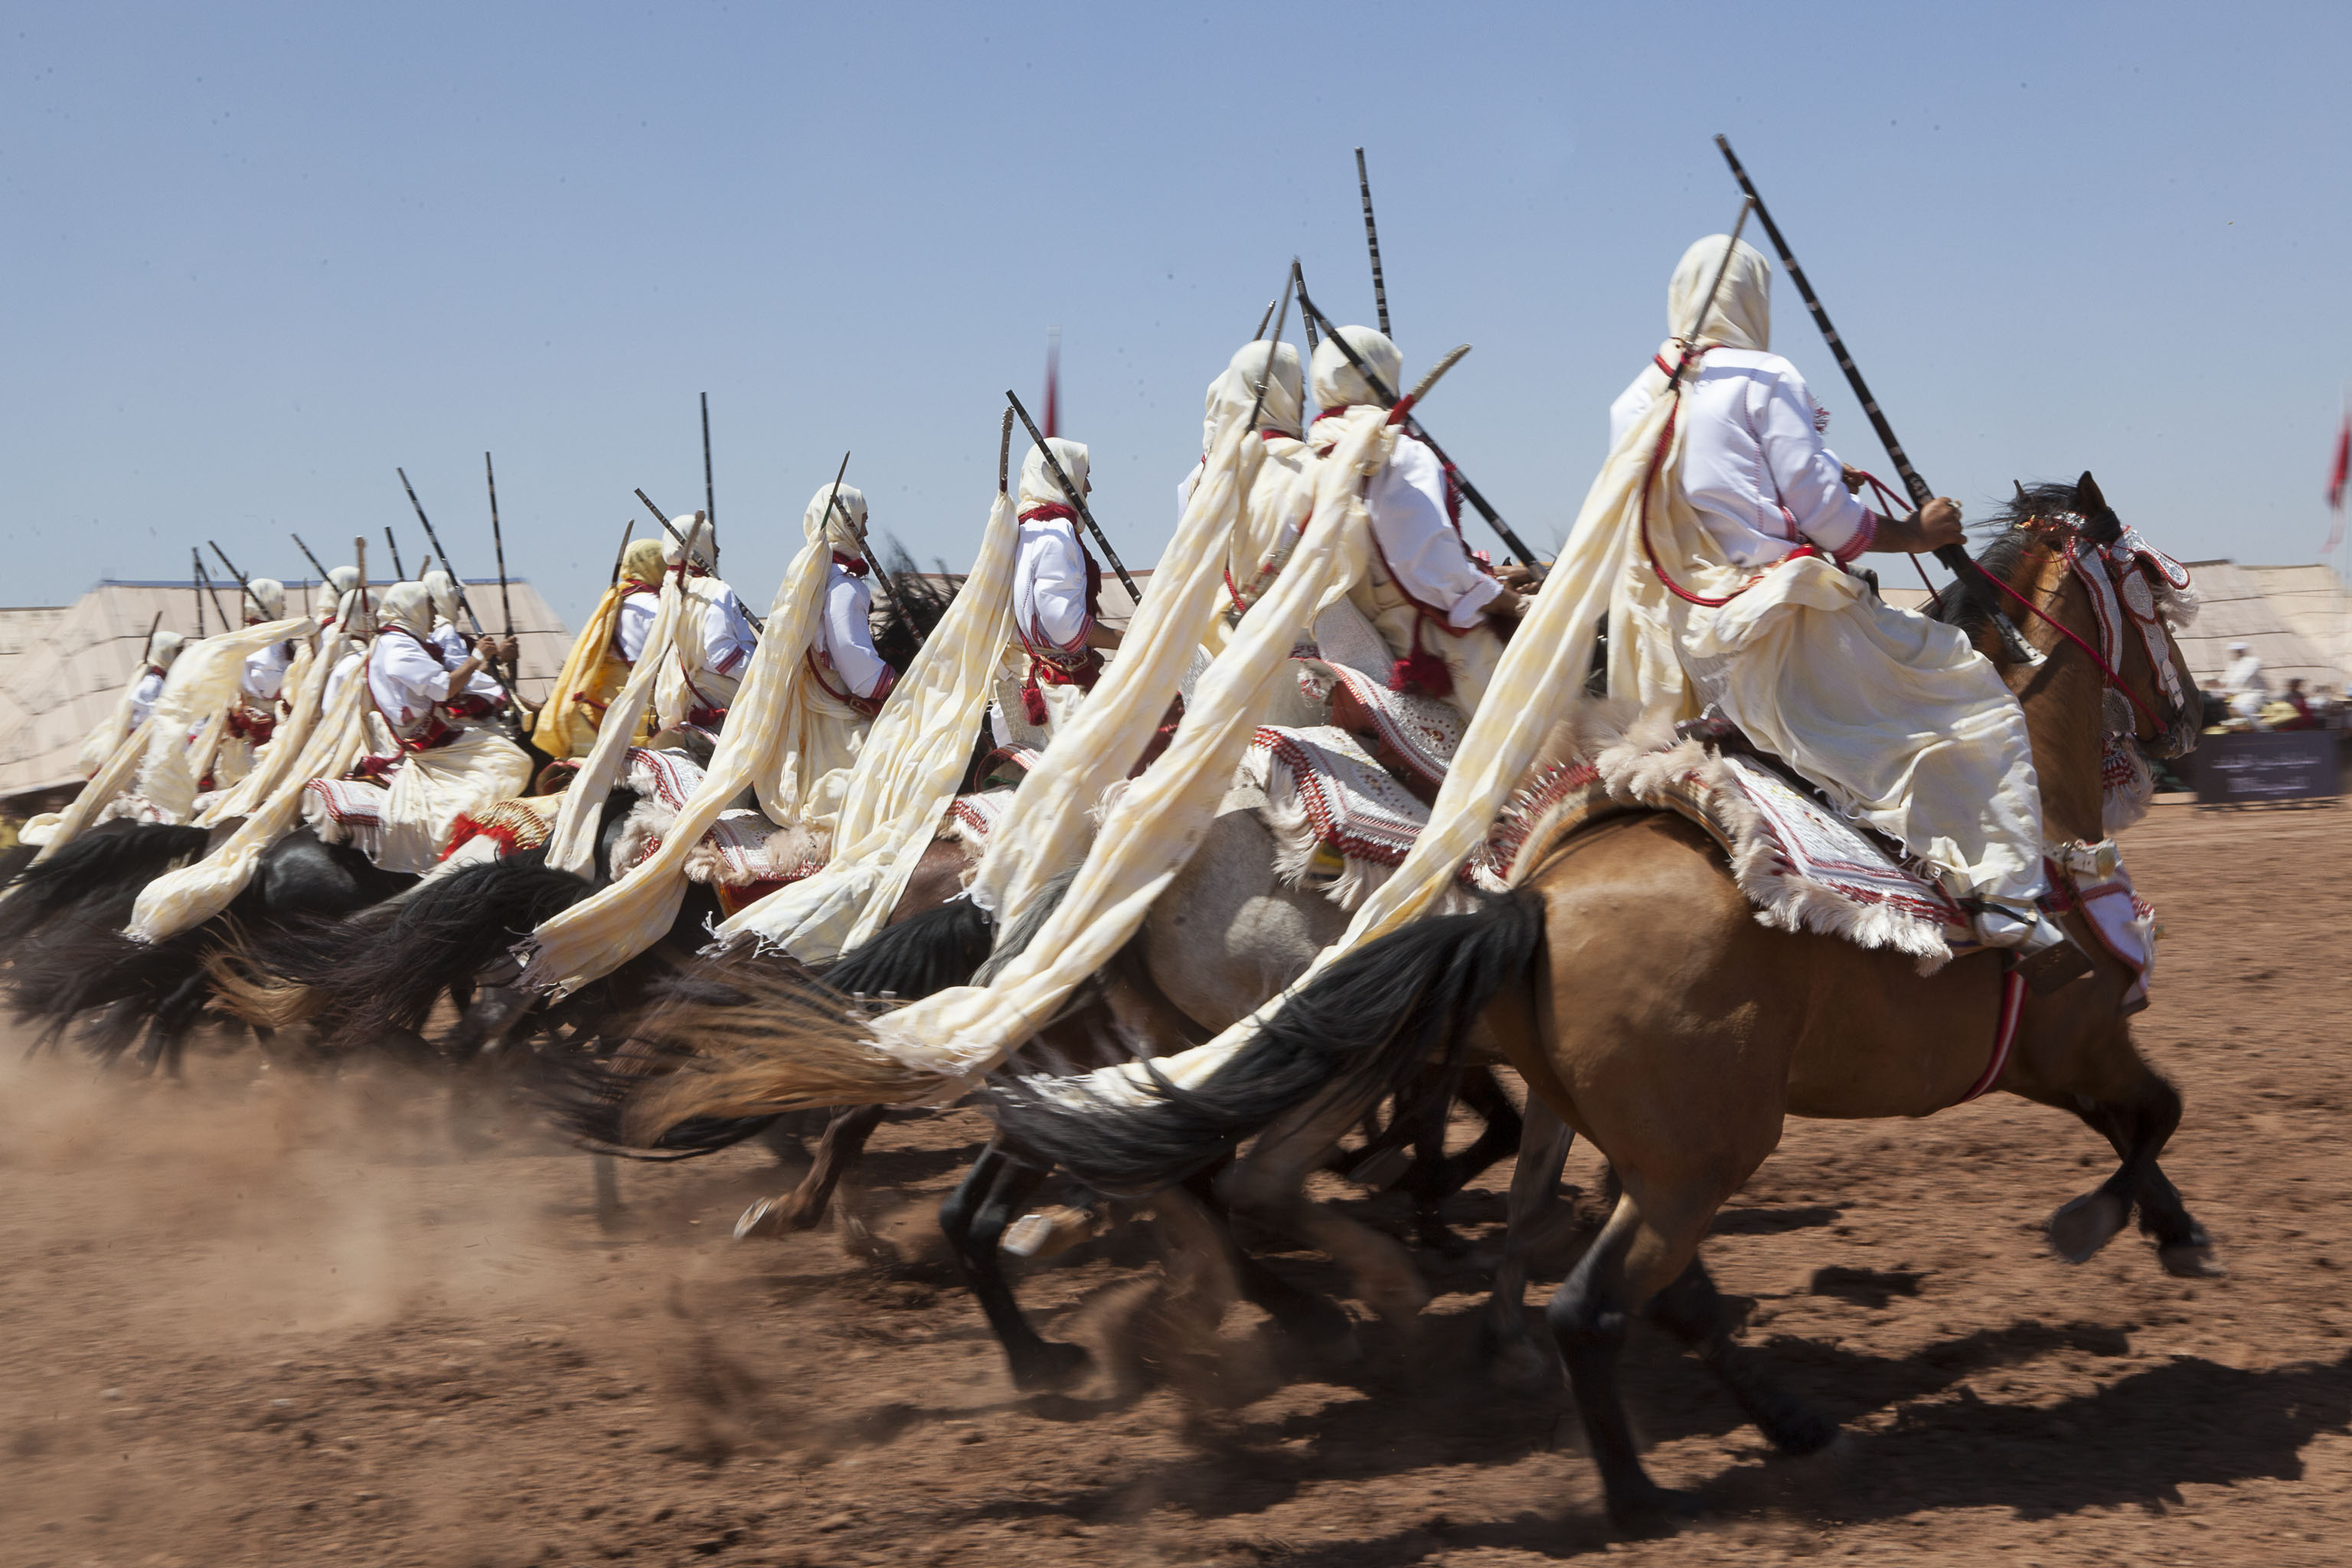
<box><xmin>819</xmin><ymin>573</ymin><xmax>895</xmax><ymax>699</ymax></box>
<box><xmin>1756</xmin><ymin>371</ymin><xmax>1876</xmax><ymax>563</ymax></box>
<box><xmin>1864</xmin><ymin>500</ymin><xmax>1965</xmax><ymax>554</ymax></box>
<box><xmin>1366</xmin><ymin>435</ymin><xmax>1504</xmax><ymax>628</ymax></box>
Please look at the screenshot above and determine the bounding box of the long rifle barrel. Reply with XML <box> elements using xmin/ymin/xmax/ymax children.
<box><xmin>207</xmin><ymin>541</ymin><xmax>263</xmax><ymax>618</ymax></box>
<box><xmin>1291</xmin><ymin>279</ymin><xmax>1540</xmax><ymax>567</ymax></box>
<box><xmin>607</xmin><ymin>520</ymin><xmax>635</xmax><ymax>587</ymax></box>
<box><xmin>485</xmin><ymin>451</ymin><xmax>520</xmax><ymax>700</ymax></box>
<box><xmin>1713</xmin><ymin>134</ymin><xmax>2030</xmax><ymax>660</ymax></box>
<box><xmin>1354</xmin><ymin>146</ymin><xmax>1391</xmax><ymax>336</ymax></box>
<box><xmin>383</xmin><ymin>527</ymin><xmax>407</xmax><ymax>580</ymax></box>
<box><xmin>1005</xmin><ymin>390</ymin><xmax>1141</xmax><ymax>601</ymax></box>
<box><xmin>395</xmin><ymin>467</ymin><xmax>486</xmax><ymax>637</ymax></box>
<box><xmin>290</xmin><ymin>532</ymin><xmax>332</xmax><ymax>585</ymax></box>
<box><xmin>700</xmin><ymin>394</ymin><xmax>717</xmax><ymax>567</ymax></box>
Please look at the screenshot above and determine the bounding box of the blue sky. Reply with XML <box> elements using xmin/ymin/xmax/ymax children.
<box><xmin>5</xmin><ymin>2</ymin><xmax>2348</xmax><ymax>621</ymax></box>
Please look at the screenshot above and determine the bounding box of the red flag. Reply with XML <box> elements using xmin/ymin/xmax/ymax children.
<box><xmin>2324</xmin><ymin>415</ymin><xmax>2350</xmax><ymax>554</ymax></box>
<box><xmin>1042</xmin><ymin>328</ymin><xmax>1060</xmax><ymax>440</ymax></box>
<box><xmin>2331</xmin><ymin>415</ymin><xmax>2350</xmax><ymax>511</ymax></box>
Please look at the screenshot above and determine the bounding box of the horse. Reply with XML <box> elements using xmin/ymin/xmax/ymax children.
<box><xmin>995</xmin><ymin>473</ymin><xmax>2208</xmax><ymax>1531</ymax></box>
<box><xmin>0</xmin><ymin>816</ymin><xmax>419</xmax><ymax>1072</ymax></box>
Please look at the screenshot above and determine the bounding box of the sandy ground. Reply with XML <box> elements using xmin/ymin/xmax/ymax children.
<box><xmin>3</xmin><ymin>802</ymin><xmax>2349</xmax><ymax>1566</ymax></box>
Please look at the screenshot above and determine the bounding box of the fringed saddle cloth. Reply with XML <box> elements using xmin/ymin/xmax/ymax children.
<box><xmin>609</xmin><ymin>746</ymin><xmax>829</xmax><ymax>896</ymax></box>
<box><xmin>1241</xmin><ymin>703</ymin><xmax>2160</xmax><ymax>997</ymax></box>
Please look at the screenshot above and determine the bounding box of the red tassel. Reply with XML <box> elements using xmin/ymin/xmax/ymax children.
<box><xmin>1390</xmin><ymin>646</ymin><xmax>1452</xmax><ymax>698</ymax></box>
<box><xmin>1021</xmin><ymin>676</ymin><xmax>1049</xmax><ymax>727</ymax></box>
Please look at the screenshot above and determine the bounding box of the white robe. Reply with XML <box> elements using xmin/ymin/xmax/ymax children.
<box><xmin>1609</xmin><ymin>349</ymin><xmax>1877</xmax><ymax>567</ymax></box>
<box><xmin>815</xmin><ymin>565</ymin><xmax>892</xmax><ymax>701</ymax></box>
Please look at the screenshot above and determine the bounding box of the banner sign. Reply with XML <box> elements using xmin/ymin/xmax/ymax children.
<box><xmin>2192</xmin><ymin>730</ymin><xmax>2341</xmax><ymax>805</ymax></box>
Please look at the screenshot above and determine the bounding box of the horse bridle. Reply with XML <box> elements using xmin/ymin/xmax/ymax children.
<box><xmin>1982</xmin><ymin>515</ymin><xmax>2197</xmax><ymax>759</ymax></box>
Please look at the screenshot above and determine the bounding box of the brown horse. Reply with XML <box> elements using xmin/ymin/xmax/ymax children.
<box><xmin>999</xmin><ymin>473</ymin><xmax>2207</xmax><ymax>1533</ymax></box>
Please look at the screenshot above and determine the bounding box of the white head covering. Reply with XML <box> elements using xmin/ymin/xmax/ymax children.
<box><xmin>379</xmin><ymin>582</ymin><xmax>433</xmax><ymax>637</ymax></box>
<box><xmin>326</xmin><ymin>564</ymin><xmax>360</xmax><ymax>598</ymax></box>
<box><xmin>660</xmin><ymin>512</ymin><xmax>714</xmax><ymax>572</ymax></box>
<box><xmin>421</xmin><ymin>567</ymin><xmax>461</xmax><ymax>625</ymax></box>
<box><xmin>245</xmin><ymin>577</ymin><xmax>286</xmax><ymax>622</ymax></box>
<box><xmin>1204</xmin><ymin>341</ymin><xmax>1305</xmax><ymax>449</ymax></box>
<box><xmin>804</xmin><ymin>482</ymin><xmax>869</xmax><ymax>557</ymax></box>
<box><xmin>1310</xmin><ymin>325</ymin><xmax>1403</xmax><ymax>413</ymax></box>
<box><xmin>1667</xmin><ymin>233</ymin><xmax>1772</xmax><ymax>351</ymax></box>
<box><xmin>1018</xmin><ymin>439</ymin><xmax>1090</xmax><ymax>514</ymax></box>
<box><xmin>147</xmin><ymin>629</ymin><xmax>188</xmax><ymax>669</ymax></box>
<box><xmin>335</xmin><ymin>586</ymin><xmax>377</xmax><ymax>639</ymax></box>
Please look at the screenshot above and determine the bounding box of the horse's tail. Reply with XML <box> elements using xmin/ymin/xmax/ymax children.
<box><xmin>0</xmin><ymin>825</ymin><xmax>209</xmax><ymax>948</ymax></box>
<box><xmin>993</xmin><ymin>888</ymin><xmax>1547</xmax><ymax>1196</ymax></box>
<box><xmin>211</xmin><ymin>855</ymin><xmax>593</xmax><ymax>1050</ymax></box>
<box><xmin>547</xmin><ymin>874</ymin><xmax>1071</xmax><ymax>1150</ymax></box>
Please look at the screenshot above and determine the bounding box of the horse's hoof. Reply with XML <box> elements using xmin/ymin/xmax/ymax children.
<box><xmin>1480</xmin><ymin>1331</ymin><xmax>1557</xmax><ymax>1392</ymax></box>
<box><xmin>1010</xmin><ymin>1340</ymin><xmax>1093</xmax><ymax>1393</ymax></box>
<box><xmin>1606</xmin><ymin>1480</ymin><xmax>1700</xmax><ymax>1537</ymax></box>
<box><xmin>2158</xmin><ymin>1241</ymin><xmax>2225</xmax><ymax>1279</ymax></box>
<box><xmin>2047</xmin><ymin>1189</ymin><xmax>2129</xmax><ymax>1263</ymax></box>
<box><xmin>733</xmin><ymin>1197</ymin><xmax>783</xmax><ymax>1242</ymax></box>
<box><xmin>1756</xmin><ymin>1398</ymin><xmax>1842</xmax><ymax>1457</ymax></box>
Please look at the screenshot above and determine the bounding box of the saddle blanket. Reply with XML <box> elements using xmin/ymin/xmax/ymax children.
<box><xmin>303</xmin><ymin>776</ymin><xmax>387</xmax><ymax>858</ymax></box>
<box><xmin>1243</xmin><ymin>707</ymin><xmax>1998</xmax><ymax>971</ymax></box>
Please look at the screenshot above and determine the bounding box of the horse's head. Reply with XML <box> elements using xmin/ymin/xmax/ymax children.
<box><xmin>1937</xmin><ymin>471</ymin><xmax>2200</xmax><ymax>834</ymax></box>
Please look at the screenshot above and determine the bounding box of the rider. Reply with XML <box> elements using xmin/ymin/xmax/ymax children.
<box><xmin>1194</xmin><ymin>339</ymin><xmax>1316</xmax><ymax>642</ymax></box>
<box><xmin>1009</xmin><ymin>437</ymin><xmax>1122</xmax><ymax>737</ymax></box>
<box><xmin>654</xmin><ymin>519</ymin><xmax>756</xmax><ymax>736</ymax></box>
<box><xmin>332</xmin><ymin>581</ymin><xmax>531</xmax><ymax>872</ymax></box>
<box><xmin>1608</xmin><ymin>233</ymin><xmax>2060</xmax><ymax>956</ymax></box>
<box><xmin>530</xmin><ymin>537</ymin><xmax>667</xmax><ymax>760</ymax></box>
<box><xmin>421</xmin><ymin>566</ymin><xmax>512</xmax><ymax>722</ymax></box>
<box><xmin>217</xmin><ymin>577</ymin><xmax>296</xmax><ymax>787</ymax></box>
<box><xmin>1308</xmin><ymin>326</ymin><xmax>1522</xmax><ymax>719</ymax></box>
<box><xmin>806</xmin><ymin>493</ymin><xmax>897</xmax><ymax>718</ymax></box>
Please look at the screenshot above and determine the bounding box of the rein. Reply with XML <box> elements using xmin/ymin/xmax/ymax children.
<box><xmin>1973</xmin><ymin>536</ymin><xmax>2169</xmax><ymax>736</ymax></box>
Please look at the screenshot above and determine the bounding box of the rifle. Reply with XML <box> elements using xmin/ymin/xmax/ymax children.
<box><xmin>1713</xmin><ymin>134</ymin><xmax>2034</xmax><ymax>664</ymax></box>
<box><xmin>290</xmin><ymin>532</ymin><xmax>332</xmax><ymax>586</ymax></box>
<box><xmin>383</xmin><ymin>527</ymin><xmax>407</xmax><ymax>580</ymax></box>
<box><xmin>193</xmin><ymin>549</ymin><xmax>230</xmax><ymax>632</ymax></box>
<box><xmin>397</xmin><ymin>466</ymin><xmax>529</xmax><ymax>714</ymax></box>
<box><xmin>607</xmin><ymin>521</ymin><xmax>634</xmax><ymax>588</ymax></box>
<box><xmin>700</xmin><ymin>394</ymin><xmax>717</xmax><ymax>568</ymax></box>
<box><xmin>815</xmin><ymin>451</ymin><xmax>908</xmax><ymax>628</ymax></box>
<box><xmin>998</xmin><ymin>407</ymin><xmax>1014</xmax><ymax>495</ymax></box>
<box><xmin>142</xmin><ymin>609</ymin><xmax>162</xmax><ymax>663</ymax></box>
<box><xmin>1005</xmin><ymin>390</ymin><xmax>1141</xmax><ymax>601</ymax></box>
<box><xmin>1354</xmin><ymin>147</ymin><xmax>1391</xmax><ymax>335</ymax></box>
<box><xmin>1292</xmin><ymin>260</ymin><xmax>1321</xmax><ymax>354</ymax></box>
<box><xmin>1291</xmin><ymin>273</ymin><xmax>1541</xmax><ymax>567</ymax></box>
<box><xmin>207</xmin><ymin>541</ymin><xmax>264</xmax><ymax>620</ymax></box>
<box><xmin>1244</xmin><ymin>267</ymin><xmax>1295</xmax><ymax>436</ymax></box>
<box><xmin>485</xmin><ymin>451</ymin><xmax>519</xmax><ymax>691</ymax></box>
<box><xmin>352</xmin><ymin>536</ymin><xmax>371</xmax><ymax>622</ymax></box>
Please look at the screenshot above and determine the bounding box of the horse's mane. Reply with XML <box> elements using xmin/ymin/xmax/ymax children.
<box><xmin>871</xmin><ymin>538</ymin><xmax>958</xmax><ymax>669</ymax></box>
<box><xmin>1927</xmin><ymin>476</ymin><xmax>2122</xmax><ymax>635</ymax></box>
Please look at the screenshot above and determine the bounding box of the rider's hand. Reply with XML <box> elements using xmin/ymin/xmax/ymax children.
<box><xmin>1496</xmin><ymin>562</ymin><xmax>1542</xmax><ymax>593</ymax></box>
<box><xmin>1870</xmin><ymin>498</ymin><xmax>1965</xmax><ymax>554</ymax></box>
<box><xmin>1840</xmin><ymin>463</ymin><xmax>1866</xmax><ymax>495</ymax></box>
<box><xmin>1916</xmin><ymin>498</ymin><xmax>1965</xmax><ymax>550</ymax></box>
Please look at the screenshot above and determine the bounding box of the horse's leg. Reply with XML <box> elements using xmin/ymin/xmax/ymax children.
<box><xmin>733</xmin><ymin>1104</ymin><xmax>887</xmax><ymax>1240</ymax></box>
<box><xmin>1213</xmin><ymin>1085</ymin><xmax>1431</xmax><ymax>1327</ymax></box>
<box><xmin>1442</xmin><ymin>1064</ymin><xmax>1526</xmax><ymax>1195</ymax></box>
<box><xmin>939</xmin><ymin>1142</ymin><xmax>1089</xmax><ymax>1390</ymax></box>
<box><xmin>1178</xmin><ymin>1165</ymin><xmax>1355</xmax><ymax>1350</ymax></box>
<box><xmin>1482</xmin><ymin>1096</ymin><xmax>1575</xmax><ymax>1388</ymax></box>
<box><xmin>590</xmin><ymin>1153</ymin><xmax>622</xmax><ymax>1230</ymax></box>
<box><xmin>2007</xmin><ymin>1016</ymin><xmax>2213</xmax><ymax>1272</ymax></box>
<box><xmin>1645</xmin><ymin>1257</ymin><xmax>1841</xmax><ymax>1455</ymax></box>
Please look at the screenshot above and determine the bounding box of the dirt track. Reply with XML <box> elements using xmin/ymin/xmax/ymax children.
<box><xmin>4</xmin><ymin>803</ymin><xmax>2350</xmax><ymax>1566</ymax></box>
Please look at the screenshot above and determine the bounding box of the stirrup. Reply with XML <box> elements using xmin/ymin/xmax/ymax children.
<box><xmin>1984</xmin><ymin>907</ymin><xmax>2094</xmax><ymax>995</ymax></box>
